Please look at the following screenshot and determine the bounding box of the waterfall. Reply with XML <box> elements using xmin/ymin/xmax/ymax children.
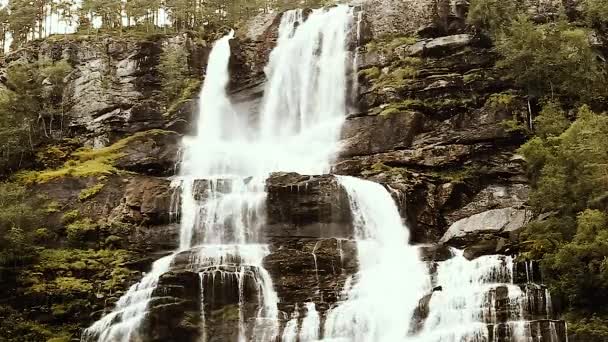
<box><xmin>81</xmin><ymin>255</ymin><xmax>173</xmax><ymax>342</ymax></box>
<box><xmin>300</xmin><ymin>302</ymin><xmax>321</xmax><ymax>341</ymax></box>
<box><xmin>414</xmin><ymin>250</ymin><xmax>561</xmax><ymax>342</ymax></box>
<box><xmin>84</xmin><ymin>5</ymin><xmax>355</xmax><ymax>342</ymax></box>
<box><xmin>323</xmin><ymin>176</ymin><xmax>430</xmax><ymax>341</ymax></box>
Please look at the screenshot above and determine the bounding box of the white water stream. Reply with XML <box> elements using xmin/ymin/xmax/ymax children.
<box><xmin>322</xmin><ymin>176</ymin><xmax>430</xmax><ymax>342</ymax></box>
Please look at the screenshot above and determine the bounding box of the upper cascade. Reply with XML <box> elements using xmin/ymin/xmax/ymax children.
<box><xmin>180</xmin><ymin>5</ymin><xmax>354</xmax><ymax>181</ymax></box>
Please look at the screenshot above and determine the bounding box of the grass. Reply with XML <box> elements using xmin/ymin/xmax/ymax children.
<box><xmin>79</xmin><ymin>183</ymin><xmax>105</xmax><ymax>201</ymax></box>
<box><xmin>16</xmin><ymin>129</ymin><xmax>171</xmax><ymax>184</ymax></box>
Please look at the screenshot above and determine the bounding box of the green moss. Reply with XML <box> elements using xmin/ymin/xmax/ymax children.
<box><xmin>366</xmin><ymin>35</ymin><xmax>417</xmax><ymax>54</ymax></box>
<box><xmin>372</xmin><ymin>64</ymin><xmax>419</xmax><ymax>90</ymax></box>
<box><xmin>66</xmin><ymin>219</ymin><xmax>98</xmax><ymax>245</ymax></box>
<box><xmin>32</xmin><ymin>228</ymin><xmax>54</xmax><ymax>243</ymax></box>
<box><xmin>358</xmin><ymin>66</ymin><xmax>381</xmax><ymax>79</ymax></box>
<box><xmin>44</xmin><ymin>201</ymin><xmax>61</xmax><ymax>213</ymax></box>
<box><xmin>36</xmin><ymin>146</ymin><xmax>69</xmax><ymax>169</ymax></box>
<box><xmin>379</xmin><ymin>107</ymin><xmax>400</xmax><ymax>117</ymax></box>
<box><xmin>373</xmin><ymin>100</ymin><xmax>425</xmax><ymax>116</ymax></box>
<box><xmin>47</xmin><ymin>336</ymin><xmax>71</xmax><ymax>342</ymax></box>
<box><xmin>16</xmin><ymin>129</ymin><xmax>171</xmax><ymax>184</ymax></box>
<box><xmin>166</xmin><ymin>78</ymin><xmax>202</xmax><ymax>116</ymax></box>
<box><xmin>24</xmin><ymin>248</ymin><xmax>134</xmax><ymax>295</ymax></box>
<box><xmin>214</xmin><ymin>305</ymin><xmax>241</xmax><ymax>321</ymax></box>
<box><xmin>428</xmin><ymin>167</ymin><xmax>474</xmax><ymax>183</ymax></box>
<box><xmin>79</xmin><ymin>183</ymin><xmax>105</xmax><ymax>201</ymax></box>
<box><xmin>387</xmin><ymin>36</ymin><xmax>418</xmax><ymax>49</ymax></box>
<box><xmin>61</xmin><ymin>210</ymin><xmax>80</xmax><ymax>224</ymax></box>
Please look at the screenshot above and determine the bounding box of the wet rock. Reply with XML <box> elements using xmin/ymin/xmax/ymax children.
<box><xmin>264</xmin><ymin>237</ymin><xmax>358</xmax><ymax>315</ymax></box>
<box><xmin>142</xmin><ymin>271</ymin><xmax>201</xmax><ymax>342</ymax></box>
<box><xmin>462</xmin><ymin>237</ymin><xmax>513</xmax><ymax>260</ymax></box>
<box><xmin>418</xmin><ymin>244</ymin><xmax>454</xmax><ymax>262</ymax></box>
<box><xmin>265</xmin><ymin>173</ymin><xmax>353</xmax><ymax>238</ymax></box>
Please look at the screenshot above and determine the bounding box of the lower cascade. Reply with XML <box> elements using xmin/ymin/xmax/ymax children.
<box><xmin>81</xmin><ymin>4</ymin><xmax>569</xmax><ymax>342</ymax></box>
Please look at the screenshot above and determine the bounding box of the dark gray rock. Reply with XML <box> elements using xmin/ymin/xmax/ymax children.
<box><xmin>339</xmin><ymin>111</ymin><xmax>424</xmax><ymax>157</ymax></box>
<box><xmin>265</xmin><ymin>173</ymin><xmax>353</xmax><ymax>239</ymax></box>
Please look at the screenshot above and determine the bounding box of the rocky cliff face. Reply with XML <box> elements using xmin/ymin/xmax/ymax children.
<box><xmin>0</xmin><ymin>1</ymin><xmax>595</xmax><ymax>341</ymax></box>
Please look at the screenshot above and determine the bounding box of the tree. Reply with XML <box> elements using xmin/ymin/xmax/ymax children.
<box><xmin>534</xmin><ymin>101</ymin><xmax>570</xmax><ymax>139</ymax></box>
<box><xmin>7</xmin><ymin>0</ymin><xmax>38</xmax><ymax>47</ymax></box>
<box><xmin>467</xmin><ymin>0</ymin><xmax>518</xmax><ymax>36</ymax></box>
<box><xmin>496</xmin><ymin>16</ymin><xmax>606</xmax><ymax>101</ymax></box>
<box><xmin>158</xmin><ymin>45</ymin><xmax>191</xmax><ymax>101</ymax></box>
<box><xmin>520</xmin><ymin>105</ymin><xmax>608</xmax><ymax>314</ymax></box>
<box><xmin>0</xmin><ymin>182</ymin><xmax>44</xmax><ymax>267</ymax></box>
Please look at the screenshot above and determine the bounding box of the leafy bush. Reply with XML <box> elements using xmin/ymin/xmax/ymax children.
<box><xmin>520</xmin><ymin>105</ymin><xmax>608</xmax><ymax>313</ymax></box>
<box><xmin>496</xmin><ymin>17</ymin><xmax>605</xmax><ymax>100</ymax></box>
<box><xmin>0</xmin><ymin>182</ymin><xmax>45</xmax><ymax>266</ymax></box>
<box><xmin>468</xmin><ymin>0</ymin><xmax>518</xmax><ymax>36</ymax></box>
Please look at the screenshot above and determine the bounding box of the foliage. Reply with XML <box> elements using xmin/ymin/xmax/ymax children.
<box><xmin>520</xmin><ymin>104</ymin><xmax>608</xmax><ymax>313</ymax></box>
<box><xmin>23</xmin><ymin>248</ymin><xmax>134</xmax><ymax>294</ymax></box>
<box><xmin>533</xmin><ymin>101</ymin><xmax>570</xmax><ymax>139</ymax></box>
<box><xmin>468</xmin><ymin>0</ymin><xmax>518</xmax><ymax>36</ymax></box>
<box><xmin>159</xmin><ymin>45</ymin><xmax>191</xmax><ymax>102</ymax></box>
<box><xmin>567</xmin><ymin>314</ymin><xmax>608</xmax><ymax>341</ymax></box>
<box><xmin>78</xmin><ymin>183</ymin><xmax>105</xmax><ymax>201</ymax></box>
<box><xmin>583</xmin><ymin>0</ymin><xmax>608</xmax><ymax>31</ymax></box>
<box><xmin>65</xmin><ymin>219</ymin><xmax>98</xmax><ymax>245</ymax></box>
<box><xmin>60</xmin><ymin>210</ymin><xmax>80</xmax><ymax>225</ymax></box>
<box><xmin>0</xmin><ymin>182</ymin><xmax>45</xmax><ymax>266</ymax></box>
<box><xmin>496</xmin><ymin>16</ymin><xmax>606</xmax><ymax>100</ymax></box>
<box><xmin>17</xmin><ymin>129</ymin><xmax>170</xmax><ymax>184</ymax></box>
<box><xmin>0</xmin><ymin>58</ymin><xmax>73</xmax><ymax>173</ymax></box>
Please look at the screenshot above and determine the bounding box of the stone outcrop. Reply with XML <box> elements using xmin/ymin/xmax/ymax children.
<box><xmin>114</xmin><ymin>130</ymin><xmax>181</xmax><ymax>176</ymax></box>
<box><xmin>265</xmin><ymin>172</ymin><xmax>353</xmax><ymax>238</ymax></box>
<box><xmin>440</xmin><ymin>207</ymin><xmax>532</xmax><ymax>245</ymax></box>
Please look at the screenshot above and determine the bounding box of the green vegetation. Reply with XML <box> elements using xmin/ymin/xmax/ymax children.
<box><xmin>79</xmin><ymin>183</ymin><xmax>105</xmax><ymax>201</ymax></box>
<box><xmin>65</xmin><ymin>219</ymin><xmax>98</xmax><ymax>245</ymax></box>
<box><xmin>498</xmin><ymin>17</ymin><xmax>605</xmax><ymax>100</ymax></box>
<box><xmin>467</xmin><ymin>3</ymin><xmax>608</xmax><ymax>331</ymax></box>
<box><xmin>0</xmin><ymin>58</ymin><xmax>73</xmax><ymax>174</ymax></box>
<box><xmin>159</xmin><ymin>44</ymin><xmax>192</xmax><ymax>102</ymax></box>
<box><xmin>468</xmin><ymin>0</ymin><xmax>518</xmax><ymax>36</ymax></box>
<box><xmin>0</xmin><ymin>182</ymin><xmax>46</xmax><ymax>266</ymax></box>
<box><xmin>519</xmin><ymin>104</ymin><xmax>608</xmax><ymax>327</ymax></box>
<box><xmin>17</xmin><ymin>129</ymin><xmax>170</xmax><ymax>184</ymax></box>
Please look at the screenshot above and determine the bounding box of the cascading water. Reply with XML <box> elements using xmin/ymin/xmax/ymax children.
<box><xmin>415</xmin><ymin>249</ymin><xmax>562</xmax><ymax>342</ymax></box>
<box><xmin>323</xmin><ymin>176</ymin><xmax>430</xmax><ymax>342</ymax></box>
<box><xmin>84</xmin><ymin>4</ymin><xmax>355</xmax><ymax>342</ymax></box>
<box><xmin>81</xmin><ymin>31</ymin><xmax>237</xmax><ymax>342</ymax></box>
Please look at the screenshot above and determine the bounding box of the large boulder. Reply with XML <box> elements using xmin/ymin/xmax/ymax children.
<box><xmin>440</xmin><ymin>207</ymin><xmax>532</xmax><ymax>246</ymax></box>
<box><xmin>114</xmin><ymin>130</ymin><xmax>181</xmax><ymax>176</ymax></box>
<box><xmin>445</xmin><ymin>184</ymin><xmax>530</xmax><ymax>225</ymax></box>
